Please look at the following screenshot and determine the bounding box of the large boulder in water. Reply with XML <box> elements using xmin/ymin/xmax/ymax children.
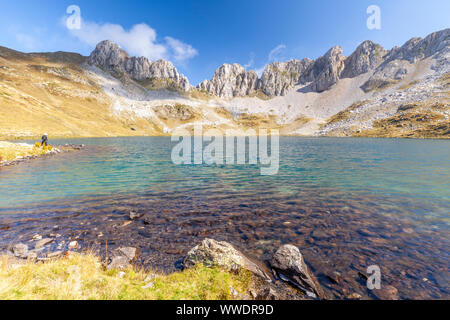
<box><xmin>182</xmin><ymin>238</ymin><xmax>272</xmax><ymax>281</ymax></box>
<box><xmin>270</xmin><ymin>244</ymin><xmax>324</xmax><ymax>299</ymax></box>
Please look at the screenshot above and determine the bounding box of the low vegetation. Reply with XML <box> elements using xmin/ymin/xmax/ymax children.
<box><xmin>355</xmin><ymin>102</ymin><xmax>450</xmax><ymax>138</ymax></box>
<box><xmin>248</xmin><ymin>89</ymin><xmax>272</xmax><ymax>100</ymax></box>
<box><xmin>325</xmin><ymin>100</ymin><xmax>371</xmax><ymax>125</ymax></box>
<box><xmin>361</xmin><ymin>79</ymin><xmax>398</xmax><ymax>92</ymax></box>
<box><xmin>0</xmin><ymin>141</ymin><xmax>50</xmax><ymax>162</ymax></box>
<box><xmin>189</xmin><ymin>88</ymin><xmax>213</xmax><ymax>101</ymax></box>
<box><xmin>0</xmin><ymin>253</ymin><xmax>253</xmax><ymax>300</ymax></box>
<box><xmin>439</xmin><ymin>72</ymin><xmax>450</xmax><ymax>87</ymax></box>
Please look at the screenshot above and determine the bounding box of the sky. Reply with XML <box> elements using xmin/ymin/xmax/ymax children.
<box><xmin>0</xmin><ymin>0</ymin><xmax>449</xmax><ymax>85</ymax></box>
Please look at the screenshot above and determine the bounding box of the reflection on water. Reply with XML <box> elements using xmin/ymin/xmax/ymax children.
<box><xmin>0</xmin><ymin>137</ymin><xmax>449</xmax><ymax>299</ymax></box>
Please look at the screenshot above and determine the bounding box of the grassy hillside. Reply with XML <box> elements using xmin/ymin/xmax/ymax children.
<box><xmin>0</xmin><ymin>46</ymin><xmax>163</xmax><ymax>140</ymax></box>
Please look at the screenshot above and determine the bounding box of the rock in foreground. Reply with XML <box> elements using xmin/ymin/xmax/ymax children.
<box><xmin>270</xmin><ymin>244</ymin><xmax>324</xmax><ymax>299</ymax></box>
<box><xmin>182</xmin><ymin>239</ymin><xmax>272</xmax><ymax>281</ymax></box>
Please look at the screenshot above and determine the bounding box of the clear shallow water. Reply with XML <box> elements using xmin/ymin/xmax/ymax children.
<box><xmin>0</xmin><ymin>137</ymin><xmax>449</xmax><ymax>299</ymax></box>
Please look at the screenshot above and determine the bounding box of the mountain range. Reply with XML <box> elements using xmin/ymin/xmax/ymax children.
<box><xmin>0</xmin><ymin>28</ymin><xmax>448</xmax><ymax>139</ymax></box>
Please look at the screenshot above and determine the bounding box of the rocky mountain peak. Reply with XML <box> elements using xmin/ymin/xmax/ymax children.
<box><xmin>197</xmin><ymin>29</ymin><xmax>449</xmax><ymax>99</ymax></box>
<box><xmin>197</xmin><ymin>63</ymin><xmax>259</xmax><ymax>98</ymax></box>
<box><xmin>362</xmin><ymin>28</ymin><xmax>449</xmax><ymax>92</ymax></box>
<box><xmin>307</xmin><ymin>46</ymin><xmax>346</xmax><ymax>92</ymax></box>
<box><xmin>88</xmin><ymin>40</ymin><xmax>129</xmax><ymax>70</ymax></box>
<box><xmin>260</xmin><ymin>59</ymin><xmax>313</xmax><ymax>96</ymax></box>
<box><xmin>341</xmin><ymin>40</ymin><xmax>388</xmax><ymax>78</ymax></box>
<box><xmin>88</xmin><ymin>40</ymin><xmax>190</xmax><ymax>92</ymax></box>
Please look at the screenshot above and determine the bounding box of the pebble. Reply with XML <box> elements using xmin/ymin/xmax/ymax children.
<box><xmin>129</xmin><ymin>211</ymin><xmax>144</xmax><ymax>220</ymax></box>
<box><xmin>68</xmin><ymin>241</ymin><xmax>79</xmax><ymax>249</ymax></box>
<box><xmin>32</xmin><ymin>234</ymin><xmax>42</xmax><ymax>241</ymax></box>
<box><xmin>347</xmin><ymin>293</ymin><xmax>362</xmax><ymax>300</ymax></box>
<box><xmin>142</xmin><ymin>282</ymin><xmax>154</xmax><ymax>289</ymax></box>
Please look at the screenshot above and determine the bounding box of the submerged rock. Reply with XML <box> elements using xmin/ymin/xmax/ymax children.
<box><xmin>347</xmin><ymin>293</ymin><xmax>363</xmax><ymax>300</ymax></box>
<box><xmin>182</xmin><ymin>238</ymin><xmax>272</xmax><ymax>281</ymax></box>
<box><xmin>34</xmin><ymin>238</ymin><xmax>53</xmax><ymax>249</ymax></box>
<box><xmin>371</xmin><ymin>285</ymin><xmax>399</xmax><ymax>300</ymax></box>
<box><xmin>129</xmin><ymin>211</ymin><xmax>144</xmax><ymax>220</ymax></box>
<box><xmin>270</xmin><ymin>244</ymin><xmax>324</xmax><ymax>299</ymax></box>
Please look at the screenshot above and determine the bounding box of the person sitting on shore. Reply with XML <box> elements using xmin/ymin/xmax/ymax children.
<box><xmin>41</xmin><ymin>133</ymin><xmax>48</xmax><ymax>147</ymax></box>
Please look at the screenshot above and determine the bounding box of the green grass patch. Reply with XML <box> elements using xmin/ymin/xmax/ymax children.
<box><xmin>0</xmin><ymin>253</ymin><xmax>253</xmax><ymax>300</ymax></box>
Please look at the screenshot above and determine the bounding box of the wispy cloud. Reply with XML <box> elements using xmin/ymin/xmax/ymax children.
<box><xmin>68</xmin><ymin>19</ymin><xmax>198</xmax><ymax>63</ymax></box>
<box><xmin>268</xmin><ymin>44</ymin><xmax>286</xmax><ymax>62</ymax></box>
<box><xmin>251</xmin><ymin>44</ymin><xmax>287</xmax><ymax>76</ymax></box>
<box><xmin>243</xmin><ymin>52</ymin><xmax>255</xmax><ymax>69</ymax></box>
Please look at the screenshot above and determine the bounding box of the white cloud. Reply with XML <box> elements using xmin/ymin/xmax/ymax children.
<box><xmin>68</xmin><ymin>19</ymin><xmax>197</xmax><ymax>63</ymax></box>
<box><xmin>165</xmin><ymin>36</ymin><xmax>198</xmax><ymax>62</ymax></box>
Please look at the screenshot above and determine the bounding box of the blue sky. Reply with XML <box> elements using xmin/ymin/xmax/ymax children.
<box><xmin>0</xmin><ymin>0</ymin><xmax>449</xmax><ymax>84</ymax></box>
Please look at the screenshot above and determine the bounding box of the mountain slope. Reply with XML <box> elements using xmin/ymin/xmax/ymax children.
<box><xmin>0</xmin><ymin>28</ymin><xmax>449</xmax><ymax>140</ymax></box>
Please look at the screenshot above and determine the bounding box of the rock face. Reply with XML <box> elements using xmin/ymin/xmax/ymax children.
<box><xmin>259</xmin><ymin>59</ymin><xmax>313</xmax><ymax>96</ymax></box>
<box><xmin>88</xmin><ymin>40</ymin><xmax>190</xmax><ymax>91</ymax></box>
<box><xmin>182</xmin><ymin>238</ymin><xmax>272</xmax><ymax>281</ymax></box>
<box><xmin>307</xmin><ymin>46</ymin><xmax>346</xmax><ymax>92</ymax></box>
<box><xmin>270</xmin><ymin>244</ymin><xmax>324</xmax><ymax>299</ymax></box>
<box><xmin>362</xmin><ymin>28</ymin><xmax>450</xmax><ymax>92</ymax></box>
<box><xmin>197</xmin><ymin>64</ymin><xmax>259</xmax><ymax>99</ymax></box>
<box><xmin>341</xmin><ymin>40</ymin><xmax>388</xmax><ymax>78</ymax></box>
<box><xmin>386</xmin><ymin>29</ymin><xmax>450</xmax><ymax>64</ymax></box>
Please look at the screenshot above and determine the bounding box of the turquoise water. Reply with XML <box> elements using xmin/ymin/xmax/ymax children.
<box><xmin>0</xmin><ymin>137</ymin><xmax>449</xmax><ymax>221</ymax></box>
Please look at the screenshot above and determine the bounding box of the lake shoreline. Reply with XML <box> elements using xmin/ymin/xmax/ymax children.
<box><xmin>0</xmin><ymin>144</ymin><xmax>85</xmax><ymax>168</ymax></box>
<box><xmin>1</xmin><ymin>134</ymin><xmax>449</xmax><ymax>142</ymax></box>
<box><xmin>0</xmin><ymin>196</ymin><xmax>448</xmax><ymax>300</ymax></box>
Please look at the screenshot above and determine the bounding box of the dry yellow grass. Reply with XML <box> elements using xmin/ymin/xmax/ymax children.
<box><xmin>0</xmin><ymin>253</ymin><xmax>253</xmax><ymax>300</ymax></box>
<box><xmin>324</xmin><ymin>100</ymin><xmax>371</xmax><ymax>126</ymax></box>
<box><xmin>0</xmin><ymin>141</ymin><xmax>49</xmax><ymax>162</ymax></box>
<box><xmin>354</xmin><ymin>101</ymin><xmax>450</xmax><ymax>139</ymax></box>
<box><xmin>0</xmin><ymin>46</ymin><xmax>164</xmax><ymax>140</ymax></box>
